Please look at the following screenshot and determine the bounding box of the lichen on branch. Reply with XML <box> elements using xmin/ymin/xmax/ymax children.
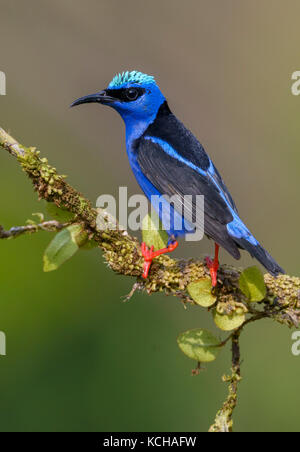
<box><xmin>1</xmin><ymin>125</ymin><xmax>299</xmax><ymax>432</ymax></box>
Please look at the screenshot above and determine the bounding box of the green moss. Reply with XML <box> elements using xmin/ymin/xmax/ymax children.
<box><xmin>5</xmin><ymin>140</ymin><xmax>300</xmax><ymax>326</ymax></box>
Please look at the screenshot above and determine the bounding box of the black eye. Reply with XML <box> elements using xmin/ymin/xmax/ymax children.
<box><xmin>126</xmin><ymin>88</ymin><xmax>139</xmax><ymax>101</ymax></box>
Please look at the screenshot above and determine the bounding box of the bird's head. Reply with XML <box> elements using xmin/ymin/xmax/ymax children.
<box><xmin>71</xmin><ymin>71</ymin><xmax>165</xmax><ymax>126</ymax></box>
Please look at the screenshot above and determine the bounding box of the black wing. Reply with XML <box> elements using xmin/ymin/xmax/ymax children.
<box><xmin>144</xmin><ymin>102</ymin><xmax>238</xmax><ymax>214</ymax></box>
<box><xmin>136</xmin><ymin>137</ymin><xmax>240</xmax><ymax>259</ymax></box>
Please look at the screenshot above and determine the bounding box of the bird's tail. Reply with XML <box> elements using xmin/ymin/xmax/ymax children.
<box><xmin>233</xmin><ymin>236</ymin><xmax>284</xmax><ymax>276</ymax></box>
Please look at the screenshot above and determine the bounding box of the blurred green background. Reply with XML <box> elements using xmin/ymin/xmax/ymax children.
<box><xmin>0</xmin><ymin>0</ymin><xmax>299</xmax><ymax>432</ymax></box>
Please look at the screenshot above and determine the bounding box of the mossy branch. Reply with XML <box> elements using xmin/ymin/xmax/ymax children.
<box><xmin>0</xmin><ymin>220</ymin><xmax>67</xmax><ymax>238</ymax></box>
<box><xmin>1</xmin><ymin>126</ymin><xmax>299</xmax><ymax>432</ymax></box>
<box><xmin>209</xmin><ymin>332</ymin><xmax>241</xmax><ymax>432</ymax></box>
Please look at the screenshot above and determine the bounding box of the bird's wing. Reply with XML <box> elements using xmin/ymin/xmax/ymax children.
<box><xmin>133</xmin><ymin>106</ymin><xmax>284</xmax><ymax>275</ymax></box>
<box><xmin>207</xmin><ymin>162</ymin><xmax>238</xmax><ymax>214</ymax></box>
<box><xmin>136</xmin><ymin>136</ymin><xmax>240</xmax><ymax>258</ymax></box>
<box><xmin>142</xmin><ymin>106</ymin><xmax>238</xmax><ymax>214</ymax></box>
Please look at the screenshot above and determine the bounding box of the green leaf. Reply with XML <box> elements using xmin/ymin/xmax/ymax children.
<box><xmin>46</xmin><ymin>202</ymin><xmax>75</xmax><ymax>223</ymax></box>
<box><xmin>239</xmin><ymin>266</ymin><xmax>267</xmax><ymax>302</ymax></box>
<box><xmin>177</xmin><ymin>328</ymin><xmax>221</xmax><ymax>363</ymax></box>
<box><xmin>43</xmin><ymin>224</ymin><xmax>83</xmax><ymax>272</ymax></box>
<box><xmin>142</xmin><ymin>212</ymin><xmax>168</xmax><ymax>251</ymax></box>
<box><xmin>187</xmin><ymin>278</ymin><xmax>217</xmax><ymax>307</ymax></box>
<box><xmin>213</xmin><ymin>310</ymin><xmax>245</xmax><ymax>331</ymax></box>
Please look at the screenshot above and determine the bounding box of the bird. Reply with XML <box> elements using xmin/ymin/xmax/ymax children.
<box><xmin>71</xmin><ymin>70</ymin><xmax>284</xmax><ymax>286</ymax></box>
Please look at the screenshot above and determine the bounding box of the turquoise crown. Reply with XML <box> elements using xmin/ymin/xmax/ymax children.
<box><xmin>108</xmin><ymin>71</ymin><xmax>155</xmax><ymax>89</ymax></box>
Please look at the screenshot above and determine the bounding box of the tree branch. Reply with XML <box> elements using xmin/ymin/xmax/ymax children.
<box><xmin>209</xmin><ymin>332</ymin><xmax>241</xmax><ymax>432</ymax></box>
<box><xmin>1</xmin><ymin>127</ymin><xmax>299</xmax><ymax>307</ymax></box>
<box><xmin>1</xmin><ymin>125</ymin><xmax>299</xmax><ymax>432</ymax></box>
<box><xmin>0</xmin><ymin>220</ymin><xmax>67</xmax><ymax>239</ymax></box>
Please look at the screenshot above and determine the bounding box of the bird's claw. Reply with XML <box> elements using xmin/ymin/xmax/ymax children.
<box><xmin>141</xmin><ymin>241</ymin><xmax>179</xmax><ymax>279</ymax></box>
<box><xmin>141</xmin><ymin>242</ymin><xmax>155</xmax><ymax>262</ymax></box>
<box><xmin>166</xmin><ymin>241</ymin><xmax>179</xmax><ymax>253</ymax></box>
<box><xmin>141</xmin><ymin>243</ymin><xmax>154</xmax><ymax>279</ymax></box>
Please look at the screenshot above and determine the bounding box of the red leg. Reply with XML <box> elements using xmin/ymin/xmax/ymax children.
<box><xmin>141</xmin><ymin>241</ymin><xmax>179</xmax><ymax>279</ymax></box>
<box><xmin>205</xmin><ymin>243</ymin><xmax>220</xmax><ymax>287</ymax></box>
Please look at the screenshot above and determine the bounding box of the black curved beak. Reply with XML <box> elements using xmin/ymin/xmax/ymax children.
<box><xmin>70</xmin><ymin>90</ymin><xmax>115</xmax><ymax>108</ymax></box>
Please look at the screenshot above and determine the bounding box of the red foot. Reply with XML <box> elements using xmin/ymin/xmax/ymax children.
<box><xmin>141</xmin><ymin>241</ymin><xmax>179</xmax><ymax>279</ymax></box>
<box><xmin>205</xmin><ymin>243</ymin><xmax>220</xmax><ymax>287</ymax></box>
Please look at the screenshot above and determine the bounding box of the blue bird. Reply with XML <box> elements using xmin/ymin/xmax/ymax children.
<box><xmin>71</xmin><ymin>70</ymin><xmax>284</xmax><ymax>286</ymax></box>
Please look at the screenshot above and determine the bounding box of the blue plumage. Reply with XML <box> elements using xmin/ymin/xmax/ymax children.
<box><xmin>108</xmin><ymin>71</ymin><xmax>156</xmax><ymax>89</ymax></box>
<box><xmin>71</xmin><ymin>71</ymin><xmax>284</xmax><ymax>280</ymax></box>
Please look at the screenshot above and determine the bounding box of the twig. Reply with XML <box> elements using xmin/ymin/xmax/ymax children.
<box><xmin>0</xmin><ymin>127</ymin><xmax>25</xmax><ymax>157</ymax></box>
<box><xmin>209</xmin><ymin>332</ymin><xmax>241</xmax><ymax>432</ymax></box>
<box><xmin>0</xmin><ymin>221</ymin><xmax>67</xmax><ymax>239</ymax></box>
<box><xmin>1</xmin><ymin>125</ymin><xmax>299</xmax><ymax>432</ymax></box>
<box><xmin>0</xmin><ymin>126</ymin><xmax>299</xmax><ymax>307</ymax></box>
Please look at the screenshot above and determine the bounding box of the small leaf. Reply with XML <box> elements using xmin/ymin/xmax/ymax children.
<box><xmin>187</xmin><ymin>278</ymin><xmax>217</xmax><ymax>307</ymax></box>
<box><xmin>213</xmin><ymin>310</ymin><xmax>245</xmax><ymax>331</ymax></box>
<box><xmin>239</xmin><ymin>266</ymin><xmax>266</xmax><ymax>302</ymax></box>
<box><xmin>46</xmin><ymin>202</ymin><xmax>75</xmax><ymax>223</ymax></box>
<box><xmin>142</xmin><ymin>212</ymin><xmax>168</xmax><ymax>251</ymax></box>
<box><xmin>43</xmin><ymin>224</ymin><xmax>83</xmax><ymax>272</ymax></box>
<box><xmin>177</xmin><ymin>328</ymin><xmax>221</xmax><ymax>363</ymax></box>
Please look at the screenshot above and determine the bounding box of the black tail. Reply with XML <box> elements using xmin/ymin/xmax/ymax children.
<box><xmin>234</xmin><ymin>237</ymin><xmax>284</xmax><ymax>276</ymax></box>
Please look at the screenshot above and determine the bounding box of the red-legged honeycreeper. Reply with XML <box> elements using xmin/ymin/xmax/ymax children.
<box><xmin>71</xmin><ymin>71</ymin><xmax>284</xmax><ymax>285</ymax></box>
